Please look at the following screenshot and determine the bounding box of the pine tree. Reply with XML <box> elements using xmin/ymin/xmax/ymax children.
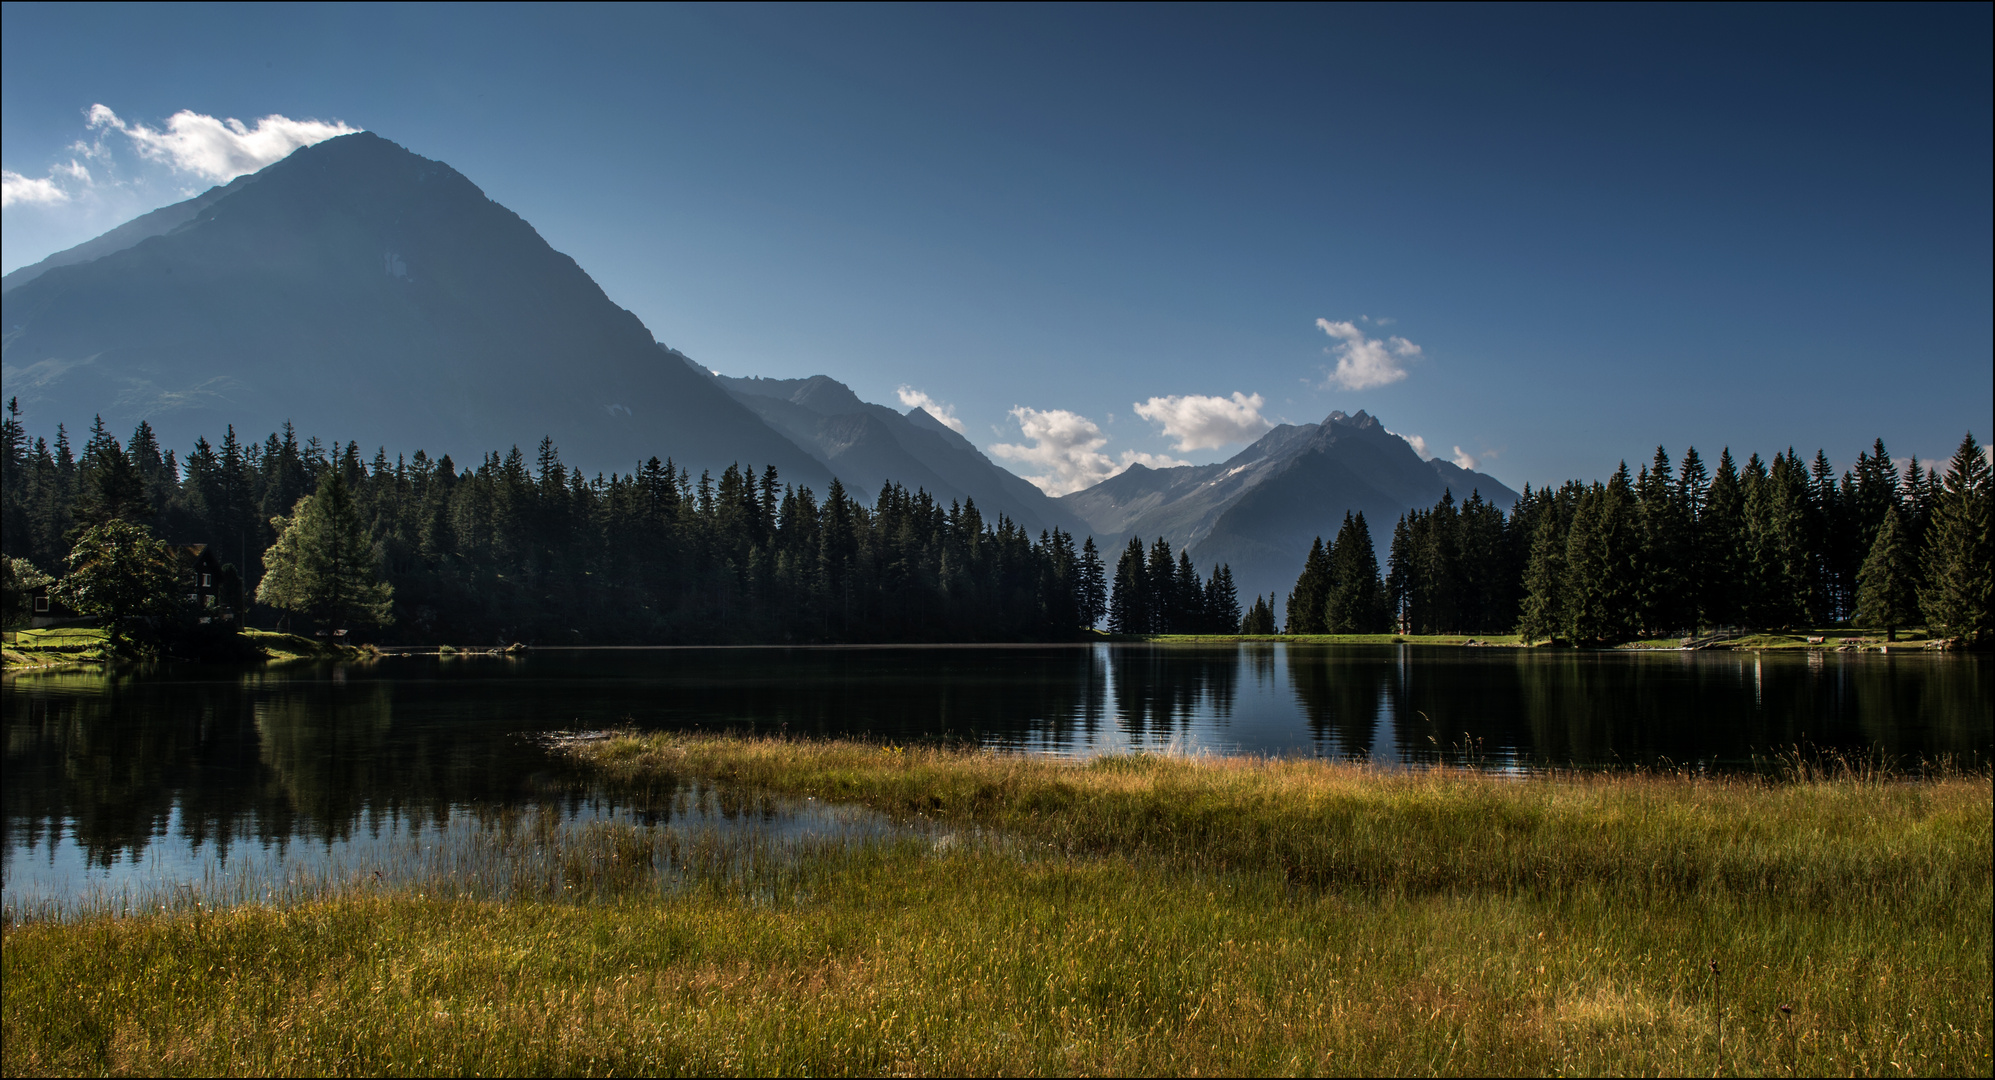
<box><xmin>1560</xmin><ymin>486</ymin><xmax>1608</xmax><ymax>644</ymax></box>
<box><xmin>1417</xmin><ymin>493</ymin><xmax>1463</xmax><ymax>633</ymax></box>
<box><xmin>1146</xmin><ymin>538</ymin><xmax>1178</xmax><ymax>633</ymax></box>
<box><xmin>1173</xmin><ymin>550</ymin><xmax>1203</xmax><ymax>633</ymax></box>
<box><xmin>1078</xmin><ymin>536</ymin><xmax>1108</xmax><ymax>629</ymax></box>
<box><xmin>1239</xmin><ymin>592</ymin><xmax>1276</xmax><ymax>635</ymax></box>
<box><xmin>1700</xmin><ymin>450</ymin><xmax>1746</xmax><ymax>627</ymax></box>
<box><xmin>1384</xmin><ymin>515</ymin><xmax>1413</xmax><ymax>634</ymax></box>
<box><xmin>1108</xmin><ymin>538</ymin><xmax>1148</xmax><ymax>635</ymax></box>
<box><xmin>1919</xmin><ymin>433</ymin><xmax>1992</xmax><ymax>645</ymax></box>
<box><xmin>1204</xmin><ymin>564</ymin><xmax>1241</xmax><ymax>633</ymax></box>
<box><xmin>1560</xmin><ymin>469</ymin><xmax>1640</xmax><ymax>646</ymax></box>
<box><xmin>78</xmin><ymin>441</ymin><xmax>150</xmax><ymax>526</ymax></box>
<box><xmin>1287</xmin><ymin>535</ymin><xmax>1332</xmax><ymax>635</ymax></box>
<box><xmin>1635</xmin><ymin>447</ymin><xmax>1690</xmax><ymax>635</ymax></box>
<box><xmin>1325</xmin><ymin>512</ymin><xmax>1385</xmax><ymax>632</ymax></box>
<box><xmin>1855</xmin><ymin>503</ymin><xmax>1919</xmax><ymax>640</ymax></box>
<box><xmin>1596</xmin><ymin>464</ymin><xmax>1642</xmax><ymax>641</ymax></box>
<box><xmin>1517</xmin><ymin>506</ymin><xmax>1565</xmax><ymax>644</ymax></box>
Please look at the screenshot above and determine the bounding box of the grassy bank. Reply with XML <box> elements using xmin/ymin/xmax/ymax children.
<box><xmin>4</xmin><ymin>739</ymin><xmax>1988</xmax><ymax>1076</ymax></box>
<box><xmin>1</xmin><ymin>626</ymin><xmax>370</xmax><ymax>667</ymax></box>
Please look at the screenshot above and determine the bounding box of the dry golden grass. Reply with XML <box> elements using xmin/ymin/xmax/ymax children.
<box><xmin>4</xmin><ymin>737</ymin><xmax>1988</xmax><ymax>1076</ymax></box>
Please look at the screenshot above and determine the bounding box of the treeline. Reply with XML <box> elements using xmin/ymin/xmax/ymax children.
<box><xmin>1103</xmin><ymin>537</ymin><xmax>1242</xmax><ymax>634</ymax></box>
<box><xmin>0</xmin><ymin>402</ymin><xmax>1112</xmax><ymax>643</ymax></box>
<box><xmin>1279</xmin><ymin>436</ymin><xmax>1992</xmax><ymax>645</ymax></box>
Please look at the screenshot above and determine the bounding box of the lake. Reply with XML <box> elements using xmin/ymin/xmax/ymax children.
<box><xmin>4</xmin><ymin>643</ymin><xmax>1989</xmax><ymax>911</ymax></box>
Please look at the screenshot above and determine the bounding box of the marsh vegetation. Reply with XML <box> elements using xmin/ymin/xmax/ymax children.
<box><xmin>4</xmin><ymin>736</ymin><xmax>1987</xmax><ymax>1076</ymax></box>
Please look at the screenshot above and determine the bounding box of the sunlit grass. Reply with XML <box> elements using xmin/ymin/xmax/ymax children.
<box><xmin>4</xmin><ymin>737</ymin><xmax>1988</xmax><ymax>1076</ymax></box>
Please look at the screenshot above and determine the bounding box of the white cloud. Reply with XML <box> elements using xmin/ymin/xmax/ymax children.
<box><xmin>1132</xmin><ymin>391</ymin><xmax>1273</xmax><ymax>451</ymax></box>
<box><xmin>1451</xmin><ymin>446</ymin><xmax>1479</xmax><ymax>470</ymax></box>
<box><xmin>87</xmin><ymin>104</ymin><xmax>359</xmax><ymax>183</ymax></box>
<box><xmin>1316</xmin><ymin>318</ymin><xmax>1420</xmax><ymax>390</ymax></box>
<box><xmin>895</xmin><ymin>385</ymin><xmax>967</xmax><ymax>435</ymax></box>
<box><xmin>989</xmin><ymin>406</ymin><xmax>1187</xmax><ymax>496</ymax></box>
<box><xmin>1</xmin><ymin>169</ymin><xmax>70</xmax><ymax>208</ymax></box>
<box><xmin>1396</xmin><ymin>432</ymin><xmax>1430</xmax><ymax>458</ymax></box>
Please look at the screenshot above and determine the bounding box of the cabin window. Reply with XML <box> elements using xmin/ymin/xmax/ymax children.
<box><xmin>202</xmin><ymin>573</ymin><xmax>213</xmax><ymax>587</ymax></box>
<box><xmin>34</xmin><ymin>596</ymin><xmax>50</xmax><ymax>613</ymax></box>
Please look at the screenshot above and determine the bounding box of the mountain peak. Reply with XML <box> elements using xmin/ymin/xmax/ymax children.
<box><xmin>1</xmin><ymin>131</ymin><xmax>832</xmax><ymax>483</ymax></box>
<box><xmin>1324</xmin><ymin>409</ymin><xmax>1379</xmax><ymax>430</ymax></box>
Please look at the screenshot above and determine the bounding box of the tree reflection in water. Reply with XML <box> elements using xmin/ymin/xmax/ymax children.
<box><xmin>3</xmin><ymin>647</ymin><xmax>1987</xmax><ymax>879</ymax></box>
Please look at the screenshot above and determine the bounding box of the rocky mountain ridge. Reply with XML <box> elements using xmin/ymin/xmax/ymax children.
<box><xmin>1059</xmin><ymin>410</ymin><xmax>1519</xmax><ymax>605</ymax></box>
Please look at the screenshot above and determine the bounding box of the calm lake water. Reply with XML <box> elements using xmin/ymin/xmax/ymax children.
<box><xmin>4</xmin><ymin>644</ymin><xmax>1989</xmax><ymax>910</ymax></box>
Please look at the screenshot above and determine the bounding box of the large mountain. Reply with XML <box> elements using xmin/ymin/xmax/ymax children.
<box><xmin>1</xmin><ymin>132</ymin><xmax>831</xmax><ymax>484</ymax></box>
<box><xmin>1059</xmin><ymin>410</ymin><xmax>1519</xmax><ymax>606</ymax></box>
<box><xmin>699</xmin><ymin>363</ymin><xmax>1087</xmax><ymax>536</ymax></box>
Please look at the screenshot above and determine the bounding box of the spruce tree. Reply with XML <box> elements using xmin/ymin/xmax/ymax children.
<box><xmin>1919</xmin><ymin>433</ymin><xmax>1992</xmax><ymax>645</ymax></box>
<box><xmin>1173</xmin><ymin>550</ymin><xmax>1203</xmax><ymax>633</ymax></box>
<box><xmin>1205</xmin><ymin>564</ymin><xmax>1241</xmax><ymax>633</ymax></box>
<box><xmin>1517</xmin><ymin>507</ymin><xmax>1565</xmax><ymax>644</ymax></box>
<box><xmin>1595</xmin><ymin>464</ymin><xmax>1642</xmax><ymax>642</ymax></box>
<box><xmin>1325</xmin><ymin>512</ymin><xmax>1385</xmax><ymax>632</ymax></box>
<box><xmin>1107</xmin><ymin>538</ymin><xmax>1148</xmax><ymax>635</ymax></box>
<box><xmin>1635</xmin><ymin>448</ymin><xmax>1690</xmax><ymax>635</ymax></box>
<box><xmin>1418</xmin><ymin>493</ymin><xmax>1463</xmax><ymax>633</ymax></box>
<box><xmin>1855</xmin><ymin>503</ymin><xmax>1918</xmax><ymax>640</ymax></box>
<box><xmin>1239</xmin><ymin>593</ymin><xmax>1275</xmax><ymax>635</ymax></box>
<box><xmin>1384</xmin><ymin>515</ymin><xmax>1413</xmax><ymax>634</ymax></box>
<box><xmin>1560</xmin><ymin>470</ymin><xmax>1640</xmax><ymax>646</ymax></box>
<box><xmin>1286</xmin><ymin>535</ymin><xmax>1332</xmax><ymax>635</ymax></box>
<box><xmin>1700</xmin><ymin>450</ymin><xmax>1746</xmax><ymax>627</ymax></box>
<box><xmin>1807</xmin><ymin>449</ymin><xmax>1844</xmax><ymax>622</ymax></box>
<box><xmin>1078</xmin><ymin>536</ymin><xmax>1108</xmax><ymax>629</ymax></box>
<box><xmin>1146</xmin><ymin>537</ymin><xmax>1177</xmax><ymax>633</ymax></box>
<box><xmin>1560</xmin><ymin>486</ymin><xmax>1608</xmax><ymax>644</ymax></box>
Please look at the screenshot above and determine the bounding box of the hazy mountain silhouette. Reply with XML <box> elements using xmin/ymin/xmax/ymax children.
<box><xmin>702</xmin><ymin>363</ymin><xmax>1086</xmax><ymax>535</ymax></box>
<box><xmin>1059</xmin><ymin>410</ymin><xmax>1519</xmax><ymax>605</ymax></box>
<box><xmin>1</xmin><ymin>132</ymin><xmax>831</xmax><ymax>484</ymax></box>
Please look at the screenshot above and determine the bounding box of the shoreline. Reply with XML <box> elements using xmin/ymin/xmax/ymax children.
<box><xmin>1</xmin><ymin>627</ymin><xmax>375</xmax><ymax>670</ymax></box>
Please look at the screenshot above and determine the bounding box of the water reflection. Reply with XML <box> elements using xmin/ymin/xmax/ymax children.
<box><xmin>4</xmin><ymin>645</ymin><xmax>1989</xmax><ymax>904</ymax></box>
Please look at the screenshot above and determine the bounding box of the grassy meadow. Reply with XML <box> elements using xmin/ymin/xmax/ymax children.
<box><xmin>3</xmin><ymin>737</ymin><xmax>1988</xmax><ymax>1076</ymax></box>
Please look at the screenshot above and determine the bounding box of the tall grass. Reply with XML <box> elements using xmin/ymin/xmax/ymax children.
<box><xmin>588</xmin><ymin>735</ymin><xmax>1990</xmax><ymax>903</ymax></box>
<box><xmin>3</xmin><ymin>737</ymin><xmax>1988</xmax><ymax>1076</ymax></box>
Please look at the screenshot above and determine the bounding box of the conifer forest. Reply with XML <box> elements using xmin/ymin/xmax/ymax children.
<box><xmin>1</xmin><ymin>400</ymin><xmax>1987</xmax><ymax>648</ymax></box>
<box><xmin>0</xmin><ymin>403</ymin><xmax>1111</xmax><ymax>644</ymax></box>
<box><xmin>1288</xmin><ymin>438</ymin><xmax>1991</xmax><ymax>645</ymax></box>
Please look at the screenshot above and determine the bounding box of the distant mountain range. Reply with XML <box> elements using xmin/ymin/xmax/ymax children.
<box><xmin>1059</xmin><ymin>410</ymin><xmax>1518</xmax><ymax>605</ymax></box>
<box><xmin>2</xmin><ymin>131</ymin><xmax>1518</xmax><ymax>608</ymax></box>
<box><xmin>698</xmin><ymin>362</ymin><xmax>1086</xmax><ymax>537</ymax></box>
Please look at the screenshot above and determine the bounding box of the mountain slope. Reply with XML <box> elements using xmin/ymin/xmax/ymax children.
<box><xmin>2</xmin><ymin>173</ymin><xmax>264</xmax><ymax>295</ymax></box>
<box><xmin>1</xmin><ymin>132</ymin><xmax>830</xmax><ymax>485</ymax></box>
<box><xmin>707</xmin><ymin>368</ymin><xmax>1087</xmax><ymax>535</ymax></box>
<box><xmin>1058</xmin><ymin>410</ymin><xmax>1519</xmax><ymax>605</ymax></box>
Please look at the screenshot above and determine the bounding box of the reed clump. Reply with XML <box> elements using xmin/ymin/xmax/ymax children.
<box><xmin>3</xmin><ymin>737</ymin><xmax>1987</xmax><ymax>1077</ymax></box>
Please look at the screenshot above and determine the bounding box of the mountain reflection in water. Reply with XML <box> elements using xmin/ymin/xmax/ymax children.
<box><xmin>3</xmin><ymin>645</ymin><xmax>1988</xmax><ymax>886</ymax></box>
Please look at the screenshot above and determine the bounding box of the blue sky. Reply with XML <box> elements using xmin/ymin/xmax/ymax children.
<box><xmin>4</xmin><ymin>3</ymin><xmax>1989</xmax><ymax>492</ymax></box>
